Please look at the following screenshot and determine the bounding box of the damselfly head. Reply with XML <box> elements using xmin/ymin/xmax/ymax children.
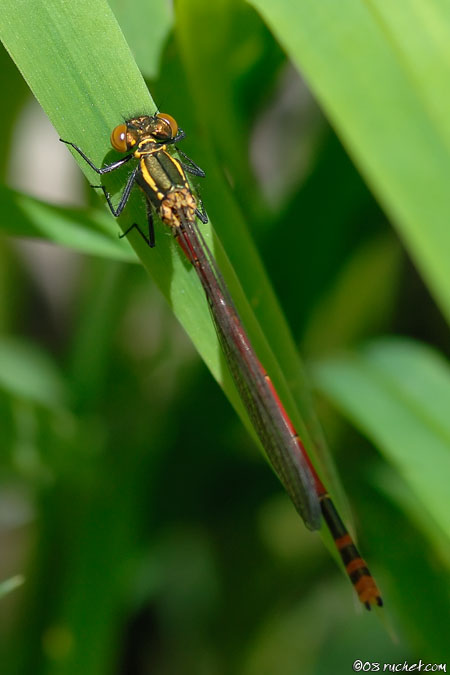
<box><xmin>110</xmin><ymin>113</ymin><xmax>178</xmax><ymax>153</ymax></box>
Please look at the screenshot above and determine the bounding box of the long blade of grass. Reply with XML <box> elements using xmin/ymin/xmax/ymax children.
<box><xmin>0</xmin><ymin>0</ymin><xmax>337</xmax><ymax>515</ymax></box>
<box><xmin>314</xmin><ymin>338</ymin><xmax>450</xmax><ymax>540</ymax></box>
<box><xmin>250</xmin><ymin>0</ymin><xmax>450</xmax><ymax>324</ymax></box>
<box><xmin>0</xmin><ymin>185</ymin><xmax>136</xmax><ymax>262</ymax></box>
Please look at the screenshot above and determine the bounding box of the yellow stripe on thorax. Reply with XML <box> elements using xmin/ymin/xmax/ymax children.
<box><xmin>169</xmin><ymin>155</ymin><xmax>189</xmax><ymax>187</ymax></box>
<box><xmin>140</xmin><ymin>158</ymin><xmax>159</xmax><ymax>193</ymax></box>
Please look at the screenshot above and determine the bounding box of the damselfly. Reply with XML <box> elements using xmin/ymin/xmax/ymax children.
<box><xmin>61</xmin><ymin>113</ymin><xmax>382</xmax><ymax>610</ymax></box>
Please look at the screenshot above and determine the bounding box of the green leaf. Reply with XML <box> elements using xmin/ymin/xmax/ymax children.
<box><xmin>0</xmin><ymin>0</ymin><xmax>338</xmax><ymax>522</ymax></box>
<box><xmin>313</xmin><ymin>338</ymin><xmax>450</xmax><ymax>541</ymax></box>
<box><xmin>0</xmin><ymin>0</ymin><xmax>229</xmax><ymax>407</ymax></box>
<box><xmin>0</xmin><ymin>186</ymin><xmax>137</xmax><ymax>262</ymax></box>
<box><xmin>249</xmin><ymin>0</ymin><xmax>450</xmax><ymax>323</ymax></box>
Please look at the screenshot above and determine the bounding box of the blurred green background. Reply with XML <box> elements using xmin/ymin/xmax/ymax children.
<box><xmin>0</xmin><ymin>1</ymin><xmax>449</xmax><ymax>673</ymax></box>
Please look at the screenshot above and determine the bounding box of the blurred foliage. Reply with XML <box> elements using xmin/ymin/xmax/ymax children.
<box><xmin>0</xmin><ymin>1</ymin><xmax>449</xmax><ymax>674</ymax></box>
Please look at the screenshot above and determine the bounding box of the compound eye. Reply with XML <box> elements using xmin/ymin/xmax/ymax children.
<box><xmin>110</xmin><ymin>124</ymin><xmax>128</xmax><ymax>152</ymax></box>
<box><xmin>156</xmin><ymin>113</ymin><xmax>178</xmax><ymax>139</ymax></box>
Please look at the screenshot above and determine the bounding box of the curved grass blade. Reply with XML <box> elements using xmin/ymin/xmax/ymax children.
<box><xmin>0</xmin><ymin>185</ymin><xmax>136</xmax><ymax>262</ymax></box>
<box><xmin>250</xmin><ymin>0</ymin><xmax>450</xmax><ymax>324</ymax></box>
<box><xmin>0</xmin><ymin>0</ymin><xmax>337</xmax><ymax>498</ymax></box>
<box><xmin>314</xmin><ymin>338</ymin><xmax>450</xmax><ymax>541</ymax></box>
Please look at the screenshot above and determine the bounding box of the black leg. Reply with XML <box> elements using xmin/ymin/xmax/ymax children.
<box><xmin>195</xmin><ymin>194</ymin><xmax>208</xmax><ymax>224</ymax></box>
<box><xmin>179</xmin><ymin>149</ymin><xmax>206</xmax><ymax>177</ymax></box>
<box><xmin>164</xmin><ymin>129</ymin><xmax>187</xmax><ymax>146</ymax></box>
<box><xmin>119</xmin><ymin>200</ymin><xmax>155</xmax><ymax>248</ymax></box>
<box><xmin>60</xmin><ymin>139</ymin><xmax>134</xmax><ymax>174</ymax></box>
<box><xmin>120</xmin><ymin>222</ymin><xmax>154</xmax><ymax>248</ymax></box>
<box><xmin>146</xmin><ymin>201</ymin><xmax>156</xmax><ymax>248</ymax></box>
<box><xmin>91</xmin><ymin>166</ymin><xmax>139</xmax><ymax>217</ymax></box>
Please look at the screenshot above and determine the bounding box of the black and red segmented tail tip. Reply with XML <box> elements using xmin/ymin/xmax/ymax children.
<box><xmin>320</xmin><ymin>498</ymin><xmax>383</xmax><ymax>610</ymax></box>
<box><xmin>334</xmin><ymin>532</ymin><xmax>383</xmax><ymax>610</ymax></box>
